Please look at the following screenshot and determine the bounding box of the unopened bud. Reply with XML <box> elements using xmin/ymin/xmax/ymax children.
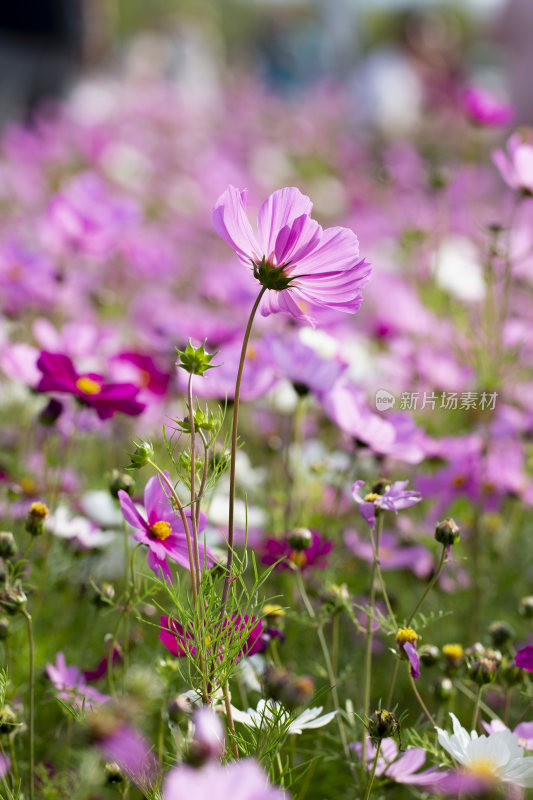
<box><xmin>26</xmin><ymin>501</ymin><xmax>49</xmax><ymax>536</ymax></box>
<box><xmin>287</xmin><ymin>528</ymin><xmax>313</xmax><ymax>551</ymax></box>
<box><xmin>176</xmin><ymin>339</ymin><xmax>217</xmax><ymax>376</ymax></box>
<box><xmin>93</xmin><ymin>583</ymin><xmax>115</xmax><ymax>609</ymax></box>
<box><xmin>108</xmin><ymin>470</ymin><xmax>135</xmax><ymax>499</ymax></box>
<box><xmin>0</xmin><ymin>586</ymin><xmax>27</xmax><ymax>615</ymax></box>
<box><xmin>435</xmin><ymin>519</ymin><xmax>460</xmax><ymax>547</ymax></box>
<box><xmin>128</xmin><ymin>440</ymin><xmax>154</xmax><ymax>469</ymax></box>
<box><xmin>442</xmin><ymin>643</ymin><xmax>464</xmax><ymax>671</ymax></box>
<box><xmin>0</xmin><ymin>532</ymin><xmax>16</xmax><ymax>560</ymax></box>
<box><xmin>0</xmin><ymin>706</ymin><xmax>17</xmax><ymax>735</ymax></box>
<box><xmin>368</xmin><ymin>710</ymin><xmax>399</xmax><ymax>743</ymax></box>
<box><xmin>434</xmin><ymin>677</ymin><xmax>454</xmax><ymax>702</ymax></box>
<box><xmin>419</xmin><ymin>644</ymin><xmax>440</xmax><ymax>667</ymax></box>
<box><xmin>469</xmin><ymin>656</ymin><xmax>498</xmax><ymax>685</ymax></box>
<box><xmin>105</xmin><ymin>762</ymin><xmax>124</xmax><ymax>784</ymax></box>
<box><xmin>519</xmin><ymin>596</ymin><xmax>533</xmax><ymax>618</ymax></box>
<box><xmin>488</xmin><ymin>620</ymin><xmax>514</xmax><ymax>647</ymax></box>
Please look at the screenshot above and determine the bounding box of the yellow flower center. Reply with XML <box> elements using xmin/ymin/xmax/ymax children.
<box><xmin>395</xmin><ymin>627</ymin><xmax>418</xmax><ymax>646</ymax></box>
<box><xmin>289</xmin><ymin>551</ymin><xmax>307</xmax><ymax>568</ymax></box>
<box><xmin>468</xmin><ymin>756</ymin><xmax>498</xmax><ymax>779</ymax></box>
<box><xmin>364</xmin><ymin>492</ymin><xmax>381</xmax><ymax>503</ymax></box>
<box><xmin>20</xmin><ymin>477</ymin><xmax>36</xmax><ymax>495</ymax></box>
<box><xmin>75</xmin><ymin>376</ymin><xmax>102</xmax><ymax>395</ymax></box>
<box><xmin>443</xmin><ymin>643</ymin><xmax>463</xmax><ymax>662</ymax></box>
<box><xmin>149</xmin><ymin>520</ymin><xmax>172</xmax><ymax>541</ymax></box>
<box><xmin>29</xmin><ymin>501</ymin><xmax>49</xmax><ymax>519</ymax></box>
<box><xmin>263</xmin><ymin>604</ymin><xmax>285</xmax><ymax>618</ymax></box>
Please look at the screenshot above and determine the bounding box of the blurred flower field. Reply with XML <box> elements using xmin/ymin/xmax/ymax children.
<box><xmin>1</xmin><ymin>43</ymin><xmax>533</xmax><ymax>800</ymax></box>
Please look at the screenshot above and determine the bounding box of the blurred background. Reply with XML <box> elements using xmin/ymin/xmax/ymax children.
<box><xmin>0</xmin><ymin>0</ymin><xmax>531</xmax><ymax>130</ymax></box>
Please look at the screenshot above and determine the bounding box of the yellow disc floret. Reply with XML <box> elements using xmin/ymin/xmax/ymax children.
<box><xmin>149</xmin><ymin>520</ymin><xmax>172</xmax><ymax>541</ymax></box>
<box><xmin>364</xmin><ymin>493</ymin><xmax>381</xmax><ymax>503</ymax></box>
<box><xmin>396</xmin><ymin>627</ymin><xmax>419</xmax><ymax>647</ymax></box>
<box><xmin>289</xmin><ymin>550</ymin><xmax>307</xmax><ymax>569</ymax></box>
<box><xmin>443</xmin><ymin>643</ymin><xmax>464</xmax><ymax>663</ymax></box>
<box><xmin>29</xmin><ymin>501</ymin><xmax>49</xmax><ymax>519</ymax></box>
<box><xmin>75</xmin><ymin>376</ymin><xmax>102</xmax><ymax>395</ymax></box>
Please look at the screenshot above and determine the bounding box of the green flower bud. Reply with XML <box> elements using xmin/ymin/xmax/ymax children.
<box><xmin>368</xmin><ymin>710</ymin><xmax>400</xmax><ymax>743</ymax></box>
<box><xmin>469</xmin><ymin>656</ymin><xmax>497</xmax><ymax>685</ymax></box>
<box><xmin>519</xmin><ymin>596</ymin><xmax>533</xmax><ymax>618</ymax></box>
<box><xmin>419</xmin><ymin>644</ymin><xmax>440</xmax><ymax>667</ymax></box>
<box><xmin>435</xmin><ymin>518</ymin><xmax>460</xmax><ymax>547</ymax></box>
<box><xmin>434</xmin><ymin>677</ymin><xmax>454</xmax><ymax>702</ymax></box>
<box><xmin>488</xmin><ymin>620</ymin><xmax>514</xmax><ymax>647</ymax></box>
<box><xmin>108</xmin><ymin>469</ymin><xmax>135</xmax><ymax>499</ymax></box>
<box><xmin>105</xmin><ymin>762</ymin><xmax>124</xmax><ymax>784</ymax></box>
<box><xmin>287</xmin><ymin>528</ymin><xmax>313</xmax><ymax>551</ymax></box>
<box><xmin>0</xmin><ymin>586</ymin><xmax>27</xmax><ymax>615</ymax></box>
<box><xmin>176</xmin><ymin>339</ymin><xmax>217</xmax><ymax>376</ymax></box>
<box><xmin>93</xmin><ymin>582</ymin><xmax>115</xmax><ymax>609</ymax></box>
<box><xmin>0</xmin><ymin>706</ymin><xmax>17</xmax><ymax>735</ymax></box>
<box><xmin>0</xmin><ymin>532</ymin><xmax>16</xmax><ymax>560</ymax></box>
<box><xmin>128</xmin><ymin>440</ymin><xmax>154</xmax><ymax>469</ymax></box>
<box><xmin>25</xmin><ymin>501</ymin><xmax>49</xmax><ymax>537</ymax></box>
<box><xmin>500</xmin><ymin>658</ymin><xmax>524</xmax><ymax>687</ymax></box>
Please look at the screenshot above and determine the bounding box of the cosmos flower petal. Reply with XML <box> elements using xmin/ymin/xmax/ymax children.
<box><xmin>212</xmin><ymin>186</ymin><xmax>261</xmax><ymax>264</ymax></box>
<box><xmin>257</xmin><ymin>187</ymin><xmax>313</xmax><ymax>256</ymax></box>
<box><xmin>118</xmin><ymin>490</ymin><xmax>147</xmax><ymax>531</ymax></box>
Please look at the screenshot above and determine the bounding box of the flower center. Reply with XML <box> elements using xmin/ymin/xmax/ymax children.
<box><xmin>467</xmin><ymin>756</ymin><xmax>498</xmax><ymax>779</ymax></box>
<box><xmin>289</xmin><ymin>550</ymin><xmax>307</xmax><ymax>568</ymax></box>
<box><xmin>364</xmin><ymin>493</ymin><xmax>381</xmax><ymax>503</ymax></box>
<box><xmin>75</xmin><ymin>376</ymin><xmax>102</xmax><ymax>395</ymax></box>
<box><xmin>252</xmin><ymin>255</ymin><xmax>293</xmax><ymax>291</ymax></box>
<box><xmin>149</xmin><ymin>520</ymin><xmax>172</xmax><ymax>541</ymax></box>
<box><xmin>396</xmin><ymin>627</ymin><xmax>418</xmax><ymax>646</ymax></box>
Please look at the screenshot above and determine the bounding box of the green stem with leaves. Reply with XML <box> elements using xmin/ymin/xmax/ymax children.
<box><xmin>187</xmin><ymin>373</ymin><xmax>201</xmax><ymax>590</ymax></box>
<box><xmin>406</xmin><ymin>544</ymin><xmax>448</xmax><ymax>627</ymax></box>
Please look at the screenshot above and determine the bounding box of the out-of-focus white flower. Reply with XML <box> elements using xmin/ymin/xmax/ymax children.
<box><xmin>432</xmin><ymin>236</ymin><xmax>486</xmax><ymax>302</ymax></box>
<box><xmin>230</xmin><ymin>699</ymin><xmax>336</xmax><ymax>735</ymax></box>
<box><xmin>47</xmin><ymin>506</ymin><xmax>115</xmax><ymax>549</ymax></box>
<box><xmin>436</xmin><ymin>713</ymin><xmax>533</xmax><ymax>789</ymax></box>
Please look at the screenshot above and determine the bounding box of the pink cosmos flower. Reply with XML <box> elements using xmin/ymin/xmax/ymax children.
<box><xmin>352</xmin><ymin>480</ymin><xmax>422</xmax><ymax>529</ymax></box>
<box><xmin>98</xmin><ymin>722</ymin><xmax>159</xmax><ymax>791</ymax></box>
<box><xmin>462</xmin><ymin>87</ymin><xmax>514</xmax><ymax>127</ymax></box>
<box><xmin>118</xmin><ymin>473</ymin><xmax>213</xmax><ymax>582</ymax></box>
<box><xmin>354</xmin><ymin>736</ymin><xmax>444</xmax><ymax>786</ymax></box>
<box><xmin>159</xmin><ymin>613</ymin><xmax>263</xmax><ymax>662</ymax></box>
<box><xmin>516</xmin><ymin>646</ymin><xmax>533</xmax><ymax>672</ymax></box>
<box><xmin>212</xmin><ymin>185</ymin><xmax>371</xmax><ymax>325</ymax></box>
<box><xmin>493</xmin><ymin>134</ymin><xmax>533</xmax><ymax>195</ymax></box>
<box><xmin>46</xmin><ymin>652</ymin><xmax>110</xmax><ymax>711</ymax></box>
<box><xmin>261</xmin><ymin>530</ymin><xmax>332</xmax><ymax>572</ymax></box>
<box><xmin>164</xmin><ymin>758</ymin><xmax>287</xmax><ymax>800</ymax></box>
<box><xmin>36</xmin><ymin>351</ymin><xmax>145</xmax><ymax>420</ymax></box>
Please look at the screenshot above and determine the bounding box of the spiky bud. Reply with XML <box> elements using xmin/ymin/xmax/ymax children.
<box><xmin>176</xmin><ymin>339</ymin><xmax>217</xmax><ymax>376</ymax></box>
<box><xmin>128</xmin><ymin>440</ymin><xmax>154</xmax><ymax>469</ymax></box>
<box><xmin>469</xmin><ymin>656</ymin><xmax>498</xmax><ymax>685</ymax></box>
<box><xmin>368</xmin><ymin>710</ymin><xmax>399</xmax><ymax>743</ymax></box>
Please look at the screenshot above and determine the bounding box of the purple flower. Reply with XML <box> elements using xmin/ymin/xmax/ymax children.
<box><xmin>516</xmin><ymin>646</ymin><xmax>533</xmax><ymax>672</ymax></box>
<box><xmin>344</xmin><ymin>528</ymin><xmax>433</xmax><ymax>579</ymax></box>
<box><xmin>354</xmin><ymin>736</ymin><xmax>444</xmax><ymax>786</ymax></box>
<box><xmin>462</xmin><ymin>87</ymin><xmax>514</xmax><ymax>127</ymax></box>
<box><xmin>192</xmin><ymin>708</ymin><xmax>225</xmax><ymax>760</ymax></box>
<box><xmin>118</xmin><ymin>473</ymin><xmax>213</xmax><ymax>582</ymax></box>
<box><xmin>99</xmin><ymin>723</ymin><xmax>159</xmax><ymax>791</ymax></box>
<box><xmin>164</xmin><ymin>758</ymin><xmax>287</xmax><ymax>800</ymax></box>
<box><xmin>352</xmin><ymin>480</ymin><xmax>422</xmax><ymax>529</ymax></box>
<box><xmin>403</xmin><ymin>641</ymin><xmax>421</xmax><ymax>679</ymax></box>
<box><xmin>46</xmin><ymin>652</ymin><xmax>110</xmax><ymax>711</ymax></box>
<box><xmin>212</xmin><ymin>185</ymin><xmax>371</xmax><ymax>325</ymax></box>
<box><xmin>36</xmin><ymin>351</ymin><xmax>145</xmax><ymax>420</ymax></box>
<box><xmin>493</xmin><ymin>133</ymin><xmax>533</xmax><ymax>195</ymax></box>
<box><xmin>261</xmin><ymin>530</ymin><xmax>332</xmax><ymax>572</ymax></box>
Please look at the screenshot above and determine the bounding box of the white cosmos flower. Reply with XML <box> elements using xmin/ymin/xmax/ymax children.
<box><xmin>47</xmin><ymin>506</ymin><xmax>115</xmax><ymax>549</ymax></box>
<box><xmin>436</xmin><ymin>713</ymin><xmax>533</xmax><ymax>788</ymax></box>
<box><xmin>230</xmin><ymin>699</ymin><xmax>336</xmax><ymax>735</ymax></box>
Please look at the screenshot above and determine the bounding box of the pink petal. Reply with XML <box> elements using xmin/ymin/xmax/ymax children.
<box><xmin>257</xmin><ymin>187</ymin><xmax>313</xmax><ymax>256</ymax></box>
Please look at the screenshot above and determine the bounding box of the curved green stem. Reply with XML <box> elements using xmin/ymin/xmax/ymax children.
<box><xmin>22</xmin><ymin>609</ymin><xmax>34</xmax><ymax>800</ymax></box>
<box><xmin>405</xmin><ymin>545</ymin><xmax>447</xmax><ymax>627</ymax></box>
<box><xmin>221</xmin><ymin>287</ymin><xmax>267</xmax><ymax>612</ymax></box>
<box><xmin>408</xmin><ymin>666</ymin><xmax>436</xmax><ymax>727</ymax></box>
<box><xmin>471</xmin><ymin>685</ymin><xmax>484</xmax><ymax>732</ymax></box>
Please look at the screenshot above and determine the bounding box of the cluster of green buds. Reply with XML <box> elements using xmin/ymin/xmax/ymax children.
<box><xmin>176</xmin><ymin>404</ymin><xmax>223</xmax><ymax>437</ymax></box>
<box><xmin>176</xmin><ymin>339</ymin><xmax>217</xmax><ymax>376</ymax></box>
<box><xmin>25</xmin><ymin>501</ymin><xmax>49</xmax><ymax>537</ymax></box>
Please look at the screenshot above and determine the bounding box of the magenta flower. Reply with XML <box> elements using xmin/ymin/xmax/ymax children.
<box><xmin>36</xmin><ymin>351</ymin><xmax>145</xmax><ymax>420</ymax></box>
<box><xmin>352</xmin><ymin>480</ymin><xmax>422</xmax><ymax>529</ymax></box>
<box><xmin>403</xmin><ymin>641</ymin><xmax>421</xmax><ymax>679</ymax></box>
<box><xmin>46</xmin><ymin>652</ymin><xmax>110</xmax><ymax>711</ymax></box>
<box><xmin>118</xmin><ymin>473</ymin><xmax>213</xmax><ymax>582</ymax></box>
<box><xmin>516</xmin><ymin>646</ymin><xmax>533</xmax><ymax>672</ymax></box>
<box><xmin>164</xmin><ymin>758</ymin><xmax>287</xmax><ymax>800</ymax></box>
<box><xmin>212</xmin><ymin>186</ymin><xmax>371</xmax><ymax>324</ymax></box>
<box><xmin>493</xmin><ymin>133</ymin><xmax>533</xmax><ymax>195</ymax></box>
<box><xmin>462</xmin><ymin>87</ymin><xmax>514</xmax><ymax>127</ymax></box>
<box><xmin>354</xmin><ymin>736</ymin><xmax>444</xmax><ymax>786</ymax></box>
<box><xmin>261</xmin><ymin>530</ymin><xmax>332</xmax><ymax>572</ymax></box>
<box><xmin>159</xmin><ymin>613</ymin><xmax>263</xmax><ymax>662</ymax></box>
